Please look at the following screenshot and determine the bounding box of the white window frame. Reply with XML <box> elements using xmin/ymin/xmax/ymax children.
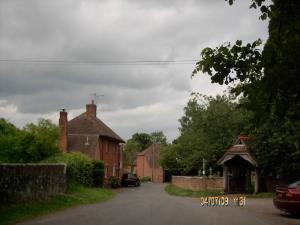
<box><xmin>112</xmin><ymin>164</ymin><xmax>116</xmax><ymax>176</ymax></box>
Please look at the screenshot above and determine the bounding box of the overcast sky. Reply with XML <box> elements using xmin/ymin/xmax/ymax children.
<box><xmin>0</xmin><ymin>0</ymin><xmax>268</xmax><ymax>142</ymax></box>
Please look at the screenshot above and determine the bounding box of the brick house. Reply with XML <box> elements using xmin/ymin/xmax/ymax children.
<box><xmin>59</xmin><ymin>100</ymin><xmax>125</xmax><ymax>178</ymax></box>
<box><xmin>136</xmin><ymin>144</ymin><xmax>164</xmax><ymax>183</ymax></box>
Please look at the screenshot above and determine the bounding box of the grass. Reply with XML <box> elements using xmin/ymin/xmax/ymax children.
<box><xmin>165</xmin><ymin>184</ymin><xmax>275</xmax><ymax>199</ymax></box>
<box><xmin>246</xmin><ymin>192</ymin><xmax>275</xmax><ymax>198</ymax></box>
<box><xmin>0</xmin><ymin>185</ymin><xmax>115</xmax><ymax>225</ymax></box>
<box><xmin>165</xmin><ymin>184</ymin><xmax>222</xmax><ymax>198</ymax></box>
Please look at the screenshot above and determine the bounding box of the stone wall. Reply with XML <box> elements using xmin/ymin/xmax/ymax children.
<box><xmin>172</xmin><ymin>176</ymin><xmax>224</xmax><ymax>191</ymax></box>
<box><xmin>0</xmin><ymin>163</ymin><xmax>67</xmax><ymax>204</ymax></box>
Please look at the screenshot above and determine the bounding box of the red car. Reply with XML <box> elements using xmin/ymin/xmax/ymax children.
<box><xmin>273</xmin><ymin>180</ymin><xmax>300</xmax><ymax>215</ymax></box>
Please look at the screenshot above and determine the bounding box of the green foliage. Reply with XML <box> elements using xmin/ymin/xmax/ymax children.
<box><xmin>192</xmin><ymin>39</ymin><xmax>263</xmax><ymax>87</ymax></box>
<box><xmin>109</xmin><ymin>176</ymin><xmax>121</xmax><ymax>189</ymax></box>
<box><xmin>0</xmin><ymin>185</ymin><xmax>115</xmax><ymax>225</ymax></box>
<box><xmin>251</xmin><ymin>118</ymin><xmax>300</xmax><ymax>180</ymax></box>
<box><xmin>160</xmin><ymin>94</ymin><xmax>252</xmax><ymax>175</ymax></box>
<box><xmin>165</xmin><ymin>184</ymin><xmax>222</xmax><ymax>198</ymax></box>
<box><xmin>0</xmin><ymin>119</ymin><xmax>18</xmax><ymax>136</ymax></box>
<box><xmin>43</xmin><ymin>152</ymin><xmax>93</xmax><ymax>186</ymax></box>
<box><xmin>123</xmin><ymin>139</ymin><xmax>139</xmax><ymax>167</ymax></box>
<box><xmin>0</xmin><ymin>119</ymin><xmax>60</xmax><ymax>163</ymax></box>
<box><xmin>160</xmin><ymin>144</ymin><xmax>184</xmax><ymax>175</ymax></box>
<box><xmin>150</xmin><ymin>131</ymin><xmax>168</xmax><ymax>146</ymax></box>
<box><xmin>91</xmin><ymin>160</ymin><xmax>105</xmax><ymax>187</ymax></box>
<box><xmin>131</xmin><ymin>133</ymin><xmax>153</xmax><ymax>151</ymax></box>
<box><xmin>226</xmin><ymin>0</ymin><xmax>271</xmax><ymax>20</ymax></box>
<box><xmin>123</xmin><ymin>131</ymin><xmax>168</xmax><ymax>167</ymax></box>
<box><xmin>192</xmin><ymin>0</ymin><xmax>300</xmax><ymax>181</ymax></box>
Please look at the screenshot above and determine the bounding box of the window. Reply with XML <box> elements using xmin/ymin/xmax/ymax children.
<box><xmin>105</xmin><ymin>166</ymin><xmax>109</xmax><ymax>178</ymax></box>
<box><xmin>113</xmin><ymin>164</ymin><xmax>116</xmax><ymax>176</ymax></box>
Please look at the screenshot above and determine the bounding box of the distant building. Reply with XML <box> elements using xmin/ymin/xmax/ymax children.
<box><xmin>59</xmin><ymin>100</ymin><xmax>125</xmax><ymax>178</ymax></box>
<box><xmin>136</xmin><ymin>144</ymin><xmax>164</xmax><ymax>183</ymax></box>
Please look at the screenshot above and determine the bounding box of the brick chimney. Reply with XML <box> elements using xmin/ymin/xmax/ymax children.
<box><xmin>59</xmin><ymin>109</ymin><xmax>68</xmax><ymax>152</ymax></box>
<box><xmin>86</xmin><ymin>100</ymin><xmax>97</xmax><ymax>117</ymax></box>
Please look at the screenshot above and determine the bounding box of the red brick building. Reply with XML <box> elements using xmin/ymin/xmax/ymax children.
<box><xmin>136</xmin><ymin>144</ymin><xmax>164</xmax><ymax>183</ymax></box>
<box><xmin>59</xmin><ymin>100</ymin><xmax>125</xmax><ymax>178</ymax></box>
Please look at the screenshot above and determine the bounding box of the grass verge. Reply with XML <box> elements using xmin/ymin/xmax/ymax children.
<box><xmin>165</xmin><ymin>184</ymin><xmax>275</xmax><ymax>199</ymax></box>
<box><xmin>0</xmin><ymin>185</ymin><xmax>115</xmax><ymax>225</ymax></box>
<box><xmin>165</xmin><ymin>184</ymin><xmax>222</xmax><ymax>198</ymax></box>
<box><xmin>246</xmin><ymin>192</ymin><xmax>275</xmax><ymax>198</ymax></box>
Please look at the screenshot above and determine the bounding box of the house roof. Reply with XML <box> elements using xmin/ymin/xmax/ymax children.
<box><xmin>68</xmin><ymin>112</ymin><xmax>125</xmax><ymax>143</ymax></box>
<box><xmin>137</xmin><ymin>144</ymin><xmax>161</xmax><ymax>156</ymax></box>
<box><xmin>217</xmin><ymin>135</ymin><xmax>258</xmax><ymax>167</ymax></box>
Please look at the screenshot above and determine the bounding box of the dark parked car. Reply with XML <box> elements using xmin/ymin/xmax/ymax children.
<box><xmin>121</xmin><ymin>173</ymin><xmax>140</xmax><ymax>187</ymax></box>
<box><xmin>273</xmin><ymin>180</ymin><xmax>300</xmax><ymax>215</ymax></box>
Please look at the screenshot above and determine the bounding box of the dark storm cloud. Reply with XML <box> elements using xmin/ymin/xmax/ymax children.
<box><xmin>0</xmin><ymin>0</ymin><xmax>268</xmax><ymax>140</ymax></box>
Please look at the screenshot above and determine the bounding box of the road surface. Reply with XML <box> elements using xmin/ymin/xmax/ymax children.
<box><xmin>19</xmin><ymin>183</ymin><xmax>300</xmax><ymax>225</ymax></box>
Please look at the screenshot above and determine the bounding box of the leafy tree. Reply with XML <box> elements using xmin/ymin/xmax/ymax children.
<box><xmin>0</xmin><ymin>119</ymin><xmax>60</xmax><ymax>163</ymax></box>
<box><xmin>160</xmin><ymin>94</ymin><xmax>252</xmax><ymax>175</ymax></box>
<box><xmin>123</xmin><ymin>139</ymin><xmax>139</xmax><ymax>167</ymax></box>
<box><xmin>0</xmin><ymin>119</ymin><xmax>18</xmax><ymax>136</ymax></box>
<box><xmin>150</xmin><ymin>131</ymin><xmax>168</xmax><ymax>146</ymax></box>
<box><xmin>131</xmin><ymin>133</ymin><xmax>153</xmax><ymax>152</ymax></box>
<box><xmin>123</xmin><ymin>131</ymin><xmax>168</xmax><ymax>167</ymax></box>
<box><xmin>192</xmin><ymin>0</ymin><xmax>300</xmax><ymax>181</ymax></box>
<box><xmin>160</xmin><ymin>144</ymin><xmax>184</xmax><ymax>175</ymax></box>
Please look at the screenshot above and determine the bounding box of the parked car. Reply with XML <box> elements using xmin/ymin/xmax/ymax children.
<box><xmin>121</xmin><ymin>173</ymin><xmax>141</xmax><ymax>187</ymax></box>
<box><xmin>273</xmin><ymin>180</ymin><xmax>300</xmax><ymax>215</ymax></box>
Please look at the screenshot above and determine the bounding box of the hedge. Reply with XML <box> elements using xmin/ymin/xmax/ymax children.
<box><xmin>43</xmin><ymin>152</ymin><xmax>104</xmax><ymax>187</ymax></box>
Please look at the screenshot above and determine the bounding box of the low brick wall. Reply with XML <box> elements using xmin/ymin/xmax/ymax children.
<box><xmin>172</xmin><ymin>176</ymin><xmax>224</xmax><ymax>191</ymax></box>
<box><xmin>0</xmin><ymin>163</ymin><xmax>67</xmax><ymax>204</ymax></box>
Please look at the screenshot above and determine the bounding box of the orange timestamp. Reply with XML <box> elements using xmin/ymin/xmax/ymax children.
<box><xmin>200</xmin><ymin>196</ymin><xmax>246</xmax><ymax>207</ymax></box>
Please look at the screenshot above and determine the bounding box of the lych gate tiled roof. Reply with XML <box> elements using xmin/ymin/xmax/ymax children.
<box><xmin>217</xmin><ymin>135</ymin><xmax>258</xmax><ymax>167</ymax></box>
<box><xmin>68</xmin><ymin>113</ymin><xmax>125</xmax><ymax>143</ymax></box>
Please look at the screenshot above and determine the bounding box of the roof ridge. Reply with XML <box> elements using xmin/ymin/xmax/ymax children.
<box><xmin>67</xmin><ymin>112</ymin><xmax>124</xmax><ymax>143</ymax></box>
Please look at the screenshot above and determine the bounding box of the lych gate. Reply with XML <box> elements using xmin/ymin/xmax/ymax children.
<box><xmin>217</xmin><ymin>135</ymin><xmax>259</xmax><ymax>194</ymax></box>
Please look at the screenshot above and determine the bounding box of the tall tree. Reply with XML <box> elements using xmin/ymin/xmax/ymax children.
<box><xmin>192</xmin><ymin>0</ymin><xmax>300</xmax><ymax>180</ymax></box>
<box><xmin>123</xmin><ymin>131</ymin><xmax>168</xmax><ymax>167</ymax></box>
<box><xmin>160</xmin><ymin>94</ymin><xmax>252</xmax><ymax>175</ymax></box>
<box><xmin>131</xmin><ymin>133</ymin><xmax>153</xmax><ymax>152</ymax></box>
<box><xmin>150</xmin><ymin>131</ymin><xmax>168</xmax><ymax>146</ymax></box>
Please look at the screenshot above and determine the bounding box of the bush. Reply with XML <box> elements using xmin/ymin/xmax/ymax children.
<box><xmin>141</xmin><ymin>176</ymin><xmax>151</xmax><ymax>182</ymax></box>
<box><xmin>109</xmin><ymin>176</ymin><xmax>121</xmax><ymax>189</ymax></box>
<box><xmin>43</xmin><ymin>152</ymin><xmax>93</xmax><ymax>186</ymax></box>
<box><xmin>92</xmin><ymin>160</ymin><xmax>104</xmax><ymax>187</ymax></box>
<box><xmin>0</xmin><ymin>119</ymin><xmax>60</xmax><ymax>163</ymax></box>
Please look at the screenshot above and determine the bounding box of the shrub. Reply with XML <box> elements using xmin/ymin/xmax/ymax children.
<box><xmin>43</xmin><ymin>152</ymin><xmax>93</xmax><ymax>186</ymax></box>
<box><xmin>0</xmin><ymin>119</ymin><xmax>60</xmax><ymax>163</ymax></box>
<box><xmin>92</xmin><ymin>160</ymin><xmax>104</xmax><ymax>187</ymax></box>
<box><xmin>109</xmin><ymin>176</ymin><xmax>121</xmax><ymax>189</ymax></box>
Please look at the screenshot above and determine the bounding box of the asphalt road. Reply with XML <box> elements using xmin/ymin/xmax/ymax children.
<box><xmin>19</xmin><ymin>183</ymin><xmax>300</xmax><ymax>225</ymax></box>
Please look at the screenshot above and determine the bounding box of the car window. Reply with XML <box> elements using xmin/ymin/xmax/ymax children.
<box><xmin>288</xmin><ymin>181</ymin><xmax>300</xmax><ymax>187</ymax></box>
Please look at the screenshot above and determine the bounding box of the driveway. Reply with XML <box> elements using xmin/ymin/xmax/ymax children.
<box><xmin>19</xmin><ymin>183</ymin><xmax>299</xmax><ymax>225</ymax></box>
